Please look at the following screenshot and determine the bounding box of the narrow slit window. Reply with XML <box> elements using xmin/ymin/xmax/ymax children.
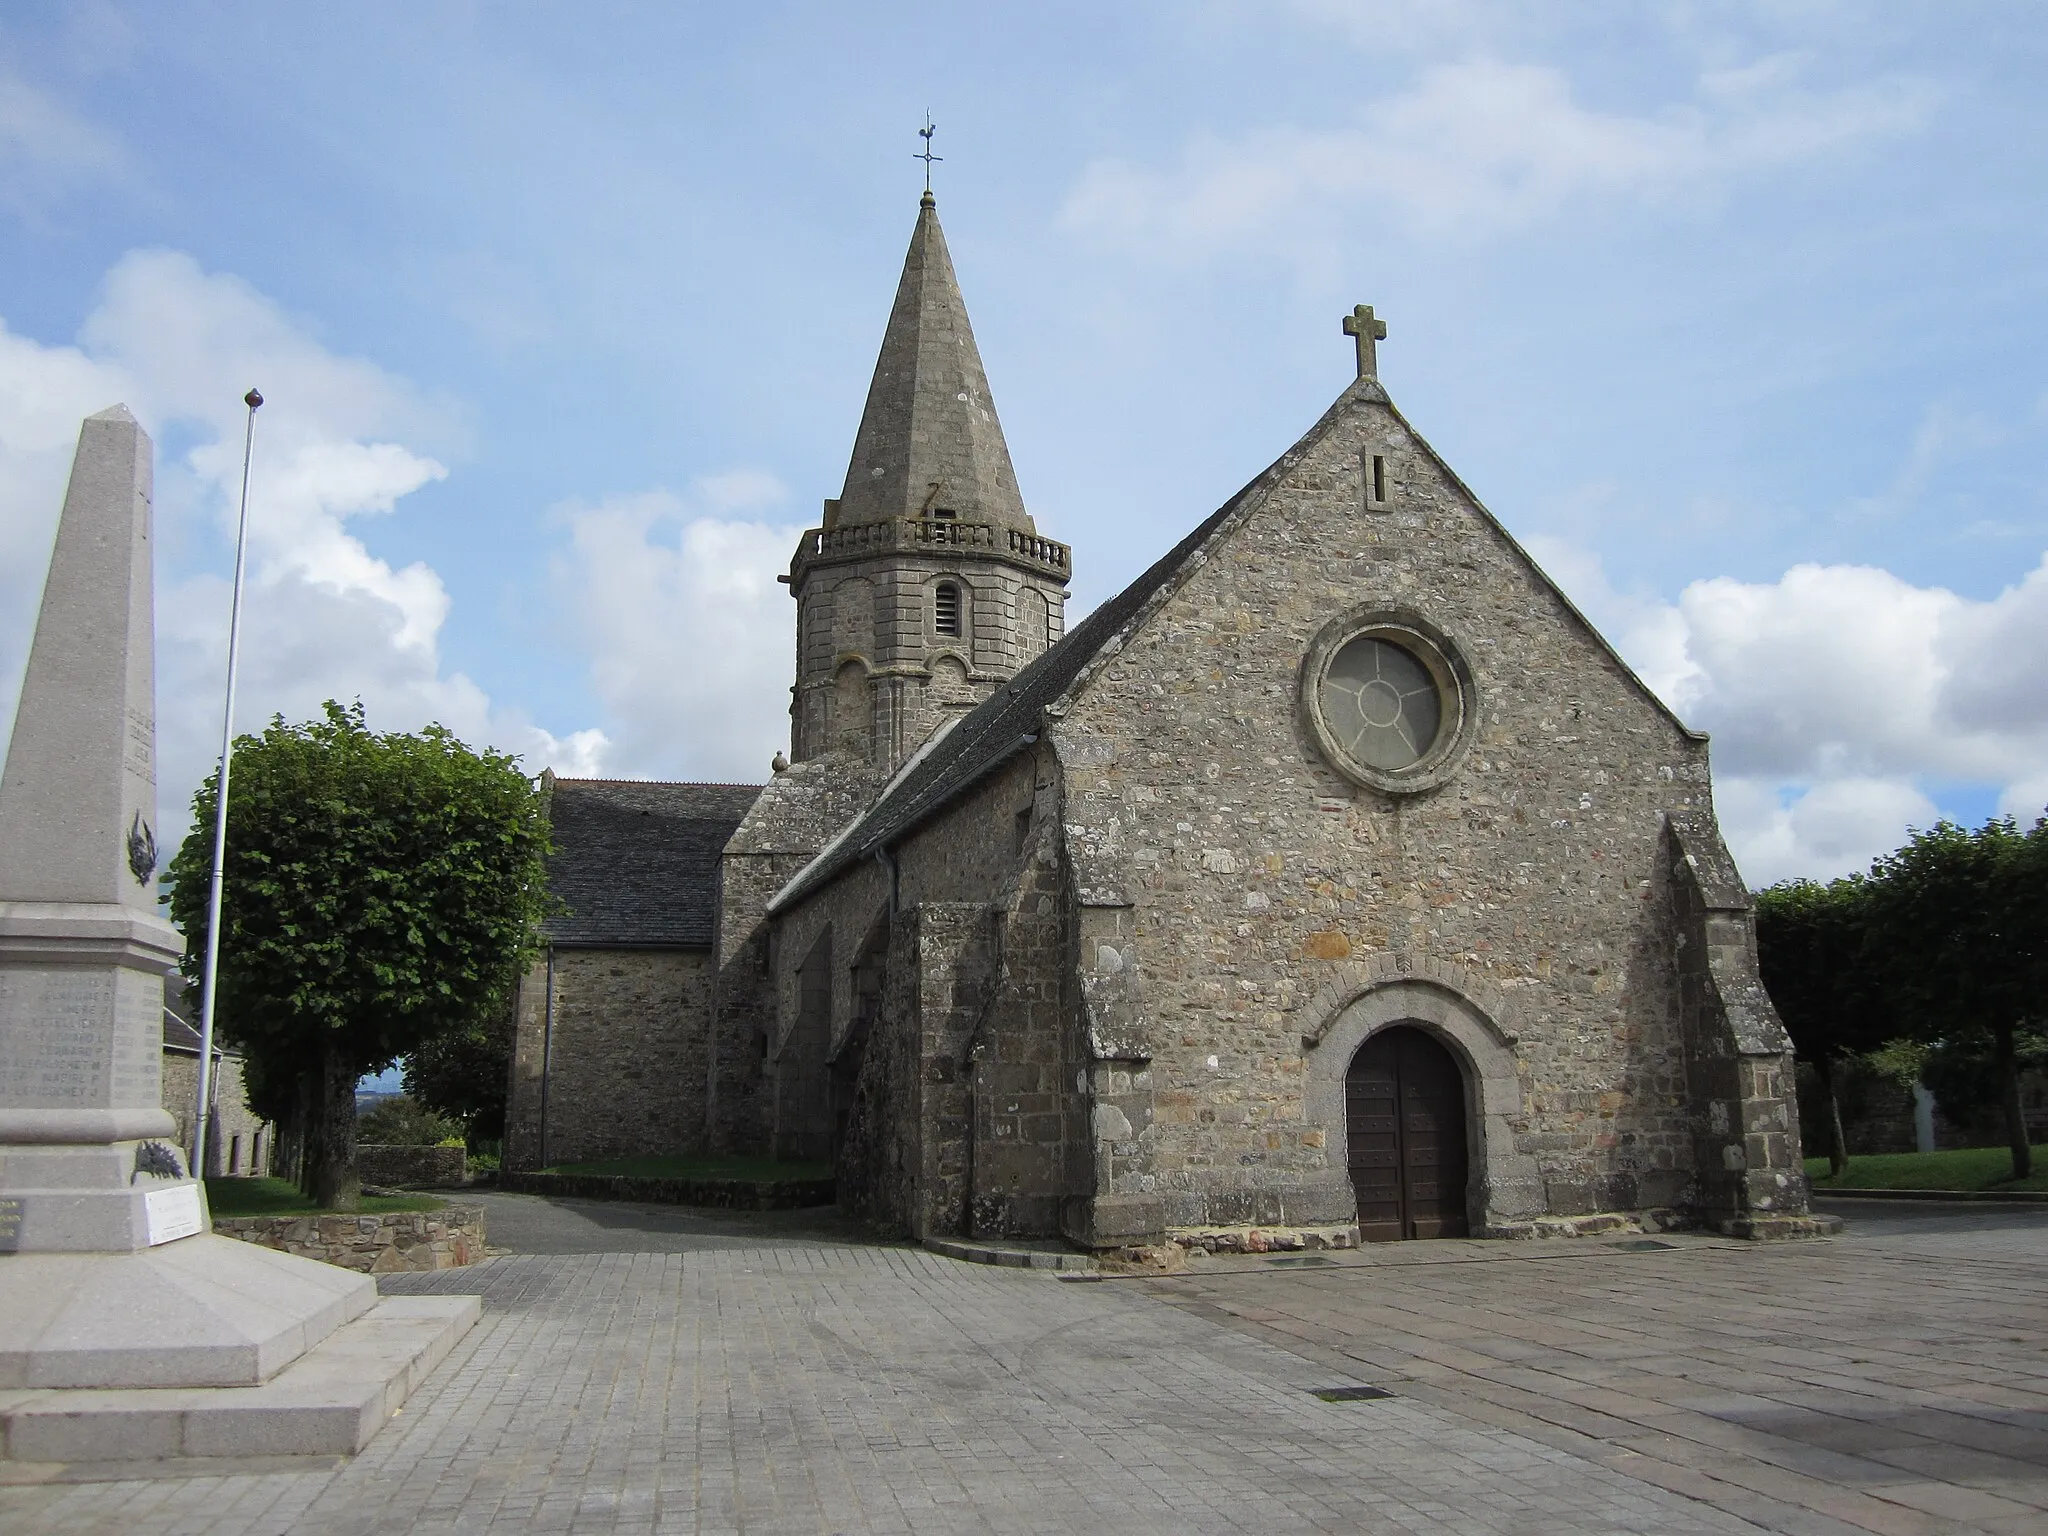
<box><xmin>1365</xmin><ymin>452</ymin><xmax>1390</xmax><ymax>511</ymax></box>
<box><xmin>1014</xmin><ymin>805</ymin><xmax>1034</xmax><ymax>854</ymax></box>
<box><xmin>931</xmin><ymin>506</ymin><xmax>958</xmax><ymax>520</ymax></box>
<box><xmin>935</xmin><ymin>582</ymin><xmax>961</xmax><ymax>636</ymax></box>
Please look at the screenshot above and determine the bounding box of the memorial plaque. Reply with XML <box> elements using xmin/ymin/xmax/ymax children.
<box><xmin>144</xmin><ymin>1183</ymin><xmax>205</xmax><ymax>1245</ymax></box>
<box><xmin>0</xmin><ymin>1196</ymin><xmax>21</xmax><ymax>1253</ymax></box>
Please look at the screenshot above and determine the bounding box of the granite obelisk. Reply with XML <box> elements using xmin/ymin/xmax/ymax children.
<box><xmin>0</xmin><ymin>405</ymin><xmax>195</xmax><ymax>1252</ymax></box>
<box><xmin>0</xmin><ymin>407</ymin><xmax>475</xmax><ymax>1464</ymax></box>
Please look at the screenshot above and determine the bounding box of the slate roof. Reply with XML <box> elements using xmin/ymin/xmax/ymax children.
<box><xmin>830</xmin><ymin>193</ymin><xmax>1034</xmax><ymax>534</ymax></box>
<box><xmin>544</xmin><ymin>779</ymin><xmax>763</xmax><ymax>947</ymax></box>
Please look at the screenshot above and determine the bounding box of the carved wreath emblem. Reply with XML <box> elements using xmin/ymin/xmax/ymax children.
<box><xmin>126</xmin><ymin>811</ymin><xmax>157</xmax><ymax>886</ymax></box>
<box><xmin>133</xmin><ymin>1140</ymin><xmax>184</xmax><ymax>1180</ymax></box>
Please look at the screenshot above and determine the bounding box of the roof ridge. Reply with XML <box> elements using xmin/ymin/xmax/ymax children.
<box><xmin>552</xmin><ymin>777</ymin><xmax>765</xmax><ymax>789</ymax></box>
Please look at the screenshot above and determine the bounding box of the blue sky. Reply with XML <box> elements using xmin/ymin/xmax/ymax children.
<box><xmin>2</xmin><ymin>2</ymin><xmax>2046</xmax><ymax>890</ymax></box>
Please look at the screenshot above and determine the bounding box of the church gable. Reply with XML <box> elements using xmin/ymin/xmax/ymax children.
<box><xmin>1046</xmin><ymin>351</ymin><xmax>1740</xmax><ymax>1237</ymax></box>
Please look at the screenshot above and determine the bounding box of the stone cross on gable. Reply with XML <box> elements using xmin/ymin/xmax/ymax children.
<box><xmin>1343</xmin><ymin>304</ymin><xmax>1387</xmax><ymax>379</ymax></box>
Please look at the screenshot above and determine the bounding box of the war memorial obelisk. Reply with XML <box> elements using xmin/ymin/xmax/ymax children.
<box><xmin>0</xmin><ymin>407</ymin><xmax>474</xmax><ymax>1465</ymax></box>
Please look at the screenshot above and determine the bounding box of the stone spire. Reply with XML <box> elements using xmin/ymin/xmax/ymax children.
<box><xmin>829</xmin><ymin>194</ymin><xmax>1034</xmax><ymax>533</ymax></box>
<box><xmin>0</xmin><ymin>405</ymin><xmax>162</xmax><ymax>911</ymax></box>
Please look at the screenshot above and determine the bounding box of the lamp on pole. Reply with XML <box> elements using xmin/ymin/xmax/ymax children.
<box><xmin>191</xmin><ymin>387</ymin><xmax>262</xmax><ymax>1182</ymax></box>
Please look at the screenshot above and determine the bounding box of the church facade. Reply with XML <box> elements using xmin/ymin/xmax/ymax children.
<box><xmin>505</xmin><ymin>193</ymin><xmax>1829</xmax><ymax>1252</ymax></box>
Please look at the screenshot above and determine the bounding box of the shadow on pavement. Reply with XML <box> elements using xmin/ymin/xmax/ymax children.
<box><xmin>467</xmin><ymin>1188</ymin><xmax>896</xmax><ymax>1254</ymax></box>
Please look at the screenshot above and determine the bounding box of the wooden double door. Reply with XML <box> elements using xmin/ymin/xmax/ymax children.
<box><xmin>1345</xmin><ymin>1025</ymin><xmax>1470</xmax><ymax>1241</ymax></box>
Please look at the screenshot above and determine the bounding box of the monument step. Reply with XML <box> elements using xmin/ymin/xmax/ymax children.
<box><xmin>0</xmin><ymin>1232</ymin><xmax>377</xmax><ymax>1389</ymax></box>
<box><xmin>0</xmin><ymin>1293</ymin><xmax>478</xmax><ymax>1467</ymax></box>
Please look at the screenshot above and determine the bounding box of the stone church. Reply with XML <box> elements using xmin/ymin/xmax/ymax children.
<box><xmin>504</xmin><ymin>192</ymin><xmax>1828</xmax><ymax>1251</ymax></box>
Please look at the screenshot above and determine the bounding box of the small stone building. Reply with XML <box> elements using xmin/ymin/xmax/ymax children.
<box><xmin>504</xmin><ymin>777</ymin><xmax>758</xmax><ymax>1170</ymax></box>
<box><xmin>506</xmin><ymin>193</ymin><xmax>1828</xmax><ymax>1248</ymax></box>
<box><xmin>161</xmin><ymin>1005</ymin><xmax>269</xmax><ymax>1178</ymax></box>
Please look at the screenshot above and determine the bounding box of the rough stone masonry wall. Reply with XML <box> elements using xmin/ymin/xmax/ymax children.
<box><xmin>161</xmin><ymin>1052</ymin><xmax>269</xmax><ymax>1176</ymax></box>
<box><xmin>793</xmin><ymin>557</ymin><xmax>1066</xmax><ymax>765</ymax></box>
<box><xmin>768</xmin><ymin>747</ymin><xmax>1088</xmax><ymax>1239</ymax></box>
<box><xmin>1053</xmin><ymin>380</ymin><xmax>1741</xmax><ymax>1236</ymax></box>
<box><xmin>502</xmin><ymin>947</ymin><xmax>713</xmax><ymax>1170</ymax></box>
<box><xmin>213</xmin><ymin>1204</ymin><xmax>485</xmax><ymax>1273</ymax></box>
<box><xmin>709</xmin><ymin>754</ymin><xmax>877</xmax><ymax>1155</ymax></box>
<box><xmin>354</xmin><ymin>1144</ymin><xmax>467</xmax><ymax>1188</ymax></box>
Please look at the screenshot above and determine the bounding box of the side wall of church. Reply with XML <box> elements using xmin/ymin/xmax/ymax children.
<box><xmin>763</xmin><ymin>745</ymin><xmax>1088</xmax><ymax>1239</ymax></box>
<box><xmin>708</xmin><ymin>756</ymin><xmax>882</xmax><ymax>1154</ymax></box>
<box><xmin>1052</xmin><ymin>389</ymin><xmax>1734</xmax><ymax>1237</ymax></box>
<box><xmin>502</xmin><ymin>947</ymin><xmax>714</xmax><ymax>1170</ymax></box>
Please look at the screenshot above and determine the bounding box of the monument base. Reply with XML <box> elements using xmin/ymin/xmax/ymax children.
<box><xmin>0</xmin><ymin>1293</ymin><xmax>478</xmax><ymax>1467</ymax></box>
<box><xmin>0</xmin><ymin>1232</ymin><xmax>377</xmax><ymax>1390</ymax></box>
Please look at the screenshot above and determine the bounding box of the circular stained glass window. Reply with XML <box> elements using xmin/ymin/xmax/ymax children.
<box><xmin>1318</xmin><ymin>636</ymin><xmax>1443</xmax><ymax>771</ymax></box>
<box><xmin>1300</xmin><ymin>611</ymin><xmax>1475</xmax><ymax>794</ymax></box>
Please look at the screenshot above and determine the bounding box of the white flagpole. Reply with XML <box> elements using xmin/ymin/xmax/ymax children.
<box><xmin>191</xmin><ymin>388</ymin><xmax>262</xmax><ymax>1182</ymax></box>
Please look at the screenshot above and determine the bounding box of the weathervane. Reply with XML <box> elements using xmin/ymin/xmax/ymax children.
<box><xmin>915</xmin><ymin>113</ymin><xmax>942</xmax><ymax>196</ymax></box>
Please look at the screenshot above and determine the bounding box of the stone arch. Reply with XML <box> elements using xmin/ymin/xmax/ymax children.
<box><xmin>1303</xmin><ymin>971</ymin><xmax>1542</xmax><ymax>1230</ymax></box>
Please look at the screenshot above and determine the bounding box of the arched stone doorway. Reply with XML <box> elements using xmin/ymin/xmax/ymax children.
<box><xmin>1346</xmin><ymin>1024</ymin><xmax>1470</xmax><ymax>1240</ymax></box>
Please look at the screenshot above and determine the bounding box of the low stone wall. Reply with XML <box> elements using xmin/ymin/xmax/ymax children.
<box><xmin>355</xmin><ymin>1143</ymin><xmax>468</xmax><ymax>1187</ymax></box>
<box><xmin>213</xmin><ymin>1203</ymin><xmax>485</xmax><ymax>1273</ymax></box>
<box><xmin>500</xmin><ymin>1169</ymin><xmax>835</xmax><ymax>1209</ymax></box>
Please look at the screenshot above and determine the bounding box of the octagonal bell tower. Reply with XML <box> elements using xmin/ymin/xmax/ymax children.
<box><xmin>784</xmin><ymin>192</ymin><xmax>1070</xmax><ymax>771</ymax></box>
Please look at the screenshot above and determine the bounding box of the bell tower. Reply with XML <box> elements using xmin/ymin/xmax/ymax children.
<box><xmin>785</xmin><ymin>192</ymin><xmax>1070</xmax><ymax>771</ymax></box>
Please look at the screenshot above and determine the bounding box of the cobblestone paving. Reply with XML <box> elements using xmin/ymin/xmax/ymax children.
<box><xmin>4</xmin><ymin>1197</ymin><xmax>2040</xmax><ymax>1534</ymax></box>
<box><xmin>4</xmin><ymin>1238</ymin><xmax>1748</xmax><ymax>1535</ymax></box>
<box><xmin>1139</xmin><ymin>1200</ymin><xmax>2048</xmax><ymax>1536</ymax></box>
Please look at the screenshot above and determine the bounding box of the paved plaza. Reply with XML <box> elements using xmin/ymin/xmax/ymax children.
<box><xmin>2</xmin><ymin>1195</ymin><xmax>2043</xmax><ymax>1534</ymax></box>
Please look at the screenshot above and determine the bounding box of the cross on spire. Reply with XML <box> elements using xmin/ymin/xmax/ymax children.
<box><xmin>1343</xmin><ymin>304</ymin><xmax>1387</xmax><ymax>380</ymax></box>
<box><xmin>915</xmin><ymin>113</ymin><xmax>942</xmax><ymax>200</ymax></box>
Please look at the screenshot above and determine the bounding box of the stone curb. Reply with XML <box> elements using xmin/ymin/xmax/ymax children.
<box><xmin>500</xmin><ymin>1170</ymin><xmax>836</xmax><ymax>1210</ymax></box>
<box><xmin>922</xmin><ymin>1236</ymin><xmax>1098</xmax><ymax>1272</ymax></box>
<box><xmin>1813</xmin><ymin>1187</ymin><xmax>2048</xmax><ymax>1204</ymax></box>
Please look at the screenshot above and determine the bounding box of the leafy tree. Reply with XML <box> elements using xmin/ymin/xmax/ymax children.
<box><xmin>169</xmin><ymin>701</ymin><xmax>552</xmax><ymax>1209</ymax></box>
<box><xmin>1863</xmin><ymin>816</ymin><xmax>2046</xmax><ymax>1180</ymax></box>
<box><xmin>402</xmin><ymin>1004</ymin><xmax>514</xmax><ymax>1144</ymax></box>
<box><xmin>1754</xmin><ymin>877</ymin><xmax>1889</xmax><ymax>1177</ymax></box>
<box><xmin>356</xmin><ymin>1094</ymin><xmax>462</xmax><ymax>1147</ymax></box>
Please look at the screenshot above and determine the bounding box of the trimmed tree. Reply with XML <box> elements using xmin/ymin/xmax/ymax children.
<box><xmin>1754</xmin><ymin>877</ymin><xmax>1887</xmax><ymax>1178</ymax></box>
<box><xmin>1864</xmin><ymin>816</ymin><xmax>2044</xmax><ymax>1181</ymax></box>
<box><xmin>169</xmin><ymin>701</ymin><xmax>552</xmax><ymax>1209</ymax></box>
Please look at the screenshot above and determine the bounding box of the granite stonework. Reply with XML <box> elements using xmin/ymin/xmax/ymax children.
<box><xmin>505</xmin><ymin>947</ymin><xmax>716</xmax><ymax>1170</ymax></box>
<box><xmin>0</xmin><ymin>406</ymin><xmax>189</xmax><ymax>1254</ymax></box>
<box><xmin>212</xmin><ymin>1204</ymin><xmax>484</xmax><ymax>1273</ymax></box>
<box><xmin>522</xmin><ymin>196</ymin><xmax>1830</xmax><ymax>1256</ymax></box>
<box><xmin>713</xmin><ymin>287</ymin><xmax>1832</xmax><ymax>1250</ymax></box>
<box><xmin>351</xmin><ymin>1143</ymin><xmax>467</xmax><ymax>1188</ymax></box>
<box><xmin>787</xmin><ymin>191</ymin><xmax>1068</xmax><ymax>774</ymax></box>
<box><xmin>502</xmin><ymin>777</ymin><xmax>761</xmax><ymax>1173</ymax></box>
<box><xmin>0</xmin><ymin>407</ymin><xmax>475</xmax><ymax>1467</ymax></box>
<box><xmin>160</xmin><ymin>1019</ymin><xmax>270</xmax><ymax>1178</ymax></box>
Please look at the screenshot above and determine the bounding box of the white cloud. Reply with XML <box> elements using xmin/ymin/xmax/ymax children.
<box><xmin>0</xmin><ymin>250</ymin><xmax>607</xmax><ymax>849</ymax></box>
<box><xmin>1537</xmin><ymin>539</ymin><xmax>2048</xmax><ymax>886</ymax></box>
<box><xmin>1063</xmin><ymin>55</ymin><xmax>1935</xmax><ymax>252</ymax></box>
<box><xmin>553</xmin><ymin>479</ymin><xmax>800</xmax><ymax>783</ymax></box>
<box><xmin>0</xmin><ymin>62</ymin><xmax>127</xmax><ymax>206</ymax></box>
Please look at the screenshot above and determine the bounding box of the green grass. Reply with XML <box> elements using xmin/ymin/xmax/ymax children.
<box><xmin>540</xmin><ymin>1154</ymin><xmax>833</xmax><ymax>1182</ymax></box>
<box><xmin>204</xmin><ymin>1175</ymin><xmax>446</xmax><ymax>1217</ymax></box>
<box><xmin>1804</xmin><ymin>1146</ymin><xmax>2048</xmax><ymax>1193</ymax></box>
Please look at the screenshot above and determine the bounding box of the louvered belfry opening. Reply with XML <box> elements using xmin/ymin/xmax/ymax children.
<box><xmin>935</xmin><ymin>581</ymin><xmax>961</xmax><ymax>636</ymax></box>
